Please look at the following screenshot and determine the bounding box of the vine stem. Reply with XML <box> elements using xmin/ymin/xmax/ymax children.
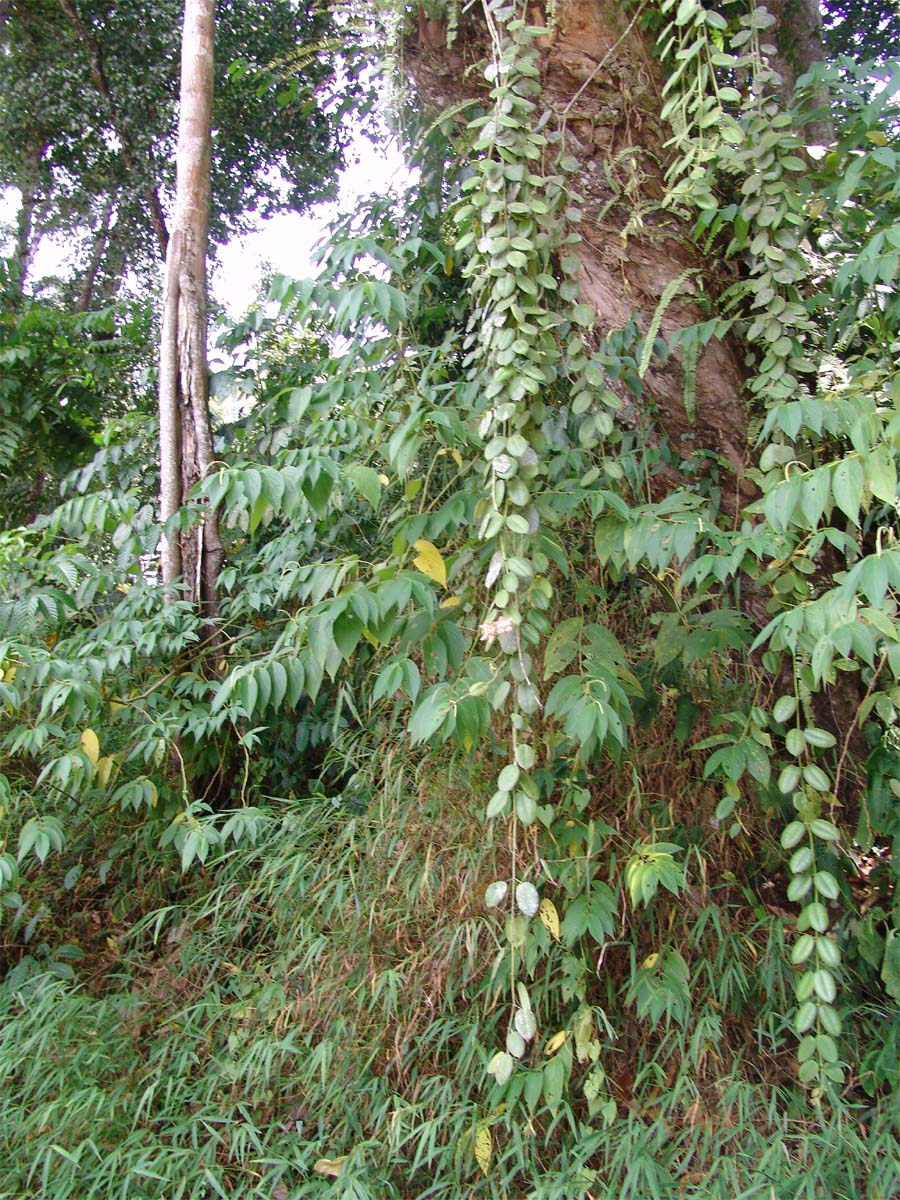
<box><xmin>560</xmin><ymin>4</ymin><xmax>645</xmax><ymax>126</ymax></box>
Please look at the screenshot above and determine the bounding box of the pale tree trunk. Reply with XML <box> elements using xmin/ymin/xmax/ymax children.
<box><xmin>158</xmin><ymin>0</ymin><xmax>223</xmax><ymax>618</ymax></box>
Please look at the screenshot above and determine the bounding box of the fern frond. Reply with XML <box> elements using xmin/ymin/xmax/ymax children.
<box><xmin>638</xmin><ymin>267</ymin><xmax>697</xmax><ymax>379</ymax></box>
<box><xmin>682</xmin><ymin>336</ymin><xmax>698</xmax><ymax>421</ymax></box>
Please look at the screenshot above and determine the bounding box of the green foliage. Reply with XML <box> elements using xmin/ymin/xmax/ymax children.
<box><xmin>3</xmin><ymin>0</ymin><xmax>900</xmax><ymax>1194</ymax></box>
<box><xmin>0</xmin><ymin>0</ymin><xmax>359</xmax><ymax>297</ymax></box>
<box><xmin>0</xmin><ymin>278</ymin><xmax>154</xmax><ymax>523</ymax></box>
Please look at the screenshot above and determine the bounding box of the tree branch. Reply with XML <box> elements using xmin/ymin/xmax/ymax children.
<box><xmin>57</xmin><ymin>0</ymin><xmax>170</xmax><ymax>256</ymax></box>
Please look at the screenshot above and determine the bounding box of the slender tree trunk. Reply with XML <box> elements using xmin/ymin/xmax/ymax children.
<box><xmin>76</xmin><ymin>194</ymin><xmax>116</xmax><ymax>312</ymax></box>
<box><xmin>767</xmin><ymin>0</ymin><xmax>833</xmax><ymax>146</ymax></box>
<box><xmin>12</xmin><ymin>140</ymin><xmax>44</xmax><ymax>291</ymax></box>
<box><xmin>158</xmin><ymin>0</ymin><xmax>223</xmax><ymax>618</ymax></box>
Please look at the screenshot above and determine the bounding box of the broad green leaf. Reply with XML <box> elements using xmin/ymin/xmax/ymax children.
<box><xmin>791</xmin><ymin>934</ymin><xmax>815</xmax><ymax>965</ymax></box>
<box><xmin>881</xmin><ymin>933</ymin><xmax>900</xmax><ymax>1000</ymax></box>
<box><xmin>373</xmin><ymin>661</ymin><xmax>403</xmax><ymax>702</ymax></box>
<box><xmin>302</xmin><ymin>465</ymin><xmax>335</xmax><ymax>516</ymax></box>
<box><xmin>542</xmin><ymin>1052</ymin><xmax>566</xmax><ymax>1113</ymax></box>
<box><xmin>654</xmin><ymin>612</ymin><xmax>686</xmax><ymax>668</ymax></box>
<box><xmin>800</xmin><ymin>468</ymin><xmax>829</xmax><ymax>528</ymax></box>
<box><xmin>867</xmin><ymin>443</ymin><xmax>897</xmax><ymax>503</ymax></box>
<box><xmin>772</xmin><ymin>695</ymin><xmax>798</xmax><ymax>723</ymax></box>
<box><xmin>515</xmin><ymin>743</ymin><xmax>536</xmax><ymax>769</ymax></box>
<box><xmin>498</xmin><ymin>763</ymin><xmax>520</xmax><ymax>791</ymax></box>
<box><xmin>332</xmin><ymin>613</ymin><xmax>363</xmax><ymax>661</ymax></box>
<box><xmin>789</xmin><ymin>846</ymin><xmax>814</xmax><ymax>873</ymax></box>
<box><xmin>487</xmin><ymin>1050</ymin><xmax>514</xmax><ymax>1086</ymax></box>
<box><xmin>268</xmin><ymin>661</ymin><xmax>288</xmax><ymax>712</ymax></box>
<box><xmin>831</xmin><ymin>457</ymin><xmax>864</xmax><ymax>525</ymax></box>
<box><xmin>802</xmin><ymin>764</ymin><xmax>831</xmax><ymax>792</ymax></box>
<box><xmin>408</xmin><ymin>684</ymin><xmax>451</xmax><ymax>745</ymax></box>
<box><xmin>507</xmin><ymin>1028</ymin><xmax>526</xmax><ymax>1058</ymax></box>
<box><xmin>506</xmin><ymin>513</ymin><xmax>531</xmax><ymax>534</ymax></box>
<box><xmin>515</xmin><ymin>790</ymin><xmax>538</xmax><ymax>824</ymax></box>
<box><xmin>813</xmin><ymin>968</ymin><xmax>836</xmax><ymax>1004</ymax></box>
<box><xmin>347</xmin><ymin>463</ymin><xmax>383</xmax><ymax>509</ymax></box>
<box><xmin>781</xmin><ymin>820</ymin><xmax>806</xmax><ymax>849</ymax></box>
<box><xmin>543</xmin><ymin>616</ymin><xmax>582</xmax><ymax>679</ymax></box>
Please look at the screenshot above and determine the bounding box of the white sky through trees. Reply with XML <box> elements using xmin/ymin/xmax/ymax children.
<box><xmin>1</xmin><ymin>134</ymin><xmax>408</xmax><ymax>315</ymax></box>
<box><xmin>212</xmin><ymin>134</ymin><xmax>409</xmax><ymax>314</ymax></box>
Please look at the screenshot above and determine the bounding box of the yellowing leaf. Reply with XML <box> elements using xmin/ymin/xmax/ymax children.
<box><xmin>412</xmin><ymin>539</ymin><xmax>447</xmax><ymax>588</ymax></box>
<box><xmin>313</xmin><ymin>1156</ymin><xmax>348</xmax><ymax>1178</ymax></box>
<box><xmin>544</xmin><ymin>1029</ymin><xmax>567</xmax><ymax>1056</ymax></box>
<box><xmin>4</xmin><ymin>666</ymin><xmax>16</xmax><ymax>682</ymax></box>
<box><xmin>440</xmin><ymin>595</ymin><xmax>462</xmax><ymax>609</ymax></box>
<box><xmin>451</xmin><ymin>449</ymin><xmax>463</xmax><ymax>468</ymax></box>
<box><xmin>97</xmin><ymin>756</ymin><xmax>115</xmax><ymax>788</ymax></box>
<box><xmin>642</xmin><ymin>952</ymin><xmax>659</xmax><ymax>970</ymax></box>
<box><xmin>474</xmin><ymin>1124</ymin><xmax>492</xmax><ymax>1176</ymax></box>
<box><xmin>539</xmin><ymin>897</ymin><xmax>560</xmax><ymax>941</ymax></box>
<box><xmin>81</xmin><ymin>728</ymin><xmax>100</xmax><ymax>768</ymax></box>
<box><xmin>377</xmin><ymin>473</ymin><xmax>390</xmax><ymax>486</ymax></box>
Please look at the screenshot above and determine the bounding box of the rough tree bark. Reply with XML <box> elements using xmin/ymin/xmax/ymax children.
<box><xmin>158</xmin><ymin>0</ymin><xmax>223</xmax><ymax>618</ymax></box>
<box><xmin>406</xmin><ymin>0</ymin><xmax>829</xmax><ymax>508</ymax></box>
<box><xmin>767</xmin><ymin>0</ymin><xmax>832</xmax><ymax>143</ymax></box>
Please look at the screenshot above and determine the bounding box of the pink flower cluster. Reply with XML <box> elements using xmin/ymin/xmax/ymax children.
<box><xmin>479</xmin><ymin>616</ymin><xmax>515</xmax><ymax>646</ymax></box>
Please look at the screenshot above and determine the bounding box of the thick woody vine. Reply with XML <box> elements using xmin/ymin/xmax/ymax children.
<box><xmin>456</xmin><ymin>0</ymin><xmax>618</xmax><ymax>1088</ymax></box>
<box><xmin>457</xmin><ymin>0</ymin><xmax>900</xmax><ymax>1105</ymax></box>
<box><xmin>659</xmin><ymin>0</ymin><xmax>846</xmax><ymax>1096</ymax></box>
<box><xmin>656</xmin><ymin>0</ymin><xmax>900</xmax><ymax>1098</ymax></box>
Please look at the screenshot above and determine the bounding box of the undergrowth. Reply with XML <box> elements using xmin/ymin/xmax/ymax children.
<box><xmin>2</xmin><ymin>740</ymin><xmax>898</xmax><ymax>1198</ymax></box>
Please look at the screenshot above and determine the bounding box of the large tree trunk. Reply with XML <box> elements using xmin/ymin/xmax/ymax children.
<box><xmin>406</xmin><ymin>0</ymin><xmax>828</xmax><ymax>507</ymax></box>
<box><xmin>158</xmin><ymin>0</ymin><xmax>223</xmax><ymax>619</ymax></box>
